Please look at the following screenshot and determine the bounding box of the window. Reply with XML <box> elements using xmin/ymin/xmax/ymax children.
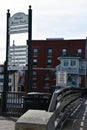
<box><xmin>32</xmin><ymin>71</ymin><xmax>37</xmax><ymax>79</ymax></box>
<box><xmin>47</xmin><ymin>59</ymin><xmax>52</xmax><ymax>66</ymax></box>
<box><xmin>8</xmin><ymin>86</ymin><xmax>11</xmax><ymax>91</ymax></box>
<box><xmin>48</xmin><ymin>48</ymin><xmax>53</xmax><ymax>56</ymax></box>
<box><xmin>44</xmin><ymin>83</ymin><xmax>49</xmax><ymax>88</ymax></box>
<box><xmin>33</xmin><ymin>58</ymin><xmax>37</xmax><ymax>66</ymax></box>
<box><xmin>77</xmin><ymin>48</ymin><xmax>82</xmax><ymax>56</ymax></box>
<box><xmin>33</xmin><ymin>48</ymin><xmax>38</xmax><ymax>56</ymax></box>
<box><xmin>70</xmin><ymin>60</ymin><xmax>76</xmax><ymax>66</ymax></box>
<box><xmin>0</xmin><ymin>85</ymin><xmax>3</xmax><ymax>91</ymax></box>
<box><xmin>62</xmin><ymin>48</ymin><xmax>67</xmax><ymax>56</ymax></box>
<box><xmin>45</xmin><ymin>73</ymin><xmax>49</xmax><ymax>80</ymax></box>
<box><xmin>9</xmin><ymin>78</ymin><xmax>12</xmax><ymax>83</ymax></box>
<box><xmin>63</xmin><ymin>60</ymin><xmax>69</xmax><ymax>66</ymax></box>
<box><xmin>0</xmin><ymin>78</ymin><xmax>4</xmax><ymax>82</ymax></box>
<box><xmin>54</xmin><ymin>72</ymin><xmax>56</xmax><ymax>80</ymax></box>
<box><xmin>33</xmin><ymin>82</ymin><xmax>37</xmax><ymax>88</ymax></box>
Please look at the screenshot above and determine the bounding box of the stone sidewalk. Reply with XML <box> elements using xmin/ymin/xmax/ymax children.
<box><xmin>0</xmin><ymin>116</ymin><xmax>18</xmax><ymax>130</ymax></box>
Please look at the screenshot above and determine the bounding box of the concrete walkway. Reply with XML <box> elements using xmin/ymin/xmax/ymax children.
<box><xmin>0</xmin><ymin>116</ymin><xmax>18</xmax><ymax>130</ymax></box>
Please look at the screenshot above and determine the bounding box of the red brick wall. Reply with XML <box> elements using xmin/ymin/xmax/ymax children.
<box><xmin>24</xmin><ymin>39</ymin><xmax>86</xmax><ymax>92</ymax></box>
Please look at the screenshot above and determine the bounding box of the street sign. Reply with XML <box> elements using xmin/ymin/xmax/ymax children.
<box><xmin>10</xmin><ymin>12</ymin><xmax>28</xmax><ymax>34</ymax></box>
<box><xmin>8</xmin><ymin>45</ymin><xmax>28</xmax><ymax>71</ymax></box>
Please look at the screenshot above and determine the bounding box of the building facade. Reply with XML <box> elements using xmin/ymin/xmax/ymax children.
<box><xmin>25</xmin><ymin>38</ymin><xmax>87</xmax><ymax>92</ymax></box>
<box><xmin>0</xmin><ymin>65</ymin><xmax>20</xmax><ymax>92</ymax></box>
<box><xmin>56</xmin><ymin>56</ymin><xmax>87</xmax><ymax>88</ymax></box>
<box><xmin>1</xmin><ymin>38</ymin><xmax>87</xmax><ymax>92</ymax></box>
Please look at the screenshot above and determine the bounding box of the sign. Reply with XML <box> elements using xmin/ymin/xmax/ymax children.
<box><xmin>10</xmin><ymin>12</ymin><xmax>28</xmax><ymax>34</ymax></box>
<box><xmin>8</xmin><ymin>66</ymin><xmax>28</xmax><ymax>71</ymax></box>
<box><xmin>8</xmin><ymin>45</ymin><xmax>28</xmax><ymax>71</ymax></box>
<box><xmin>57</xmin><ymin>71</ymin><xmax>67</xmax><ymax>87</ymax></box>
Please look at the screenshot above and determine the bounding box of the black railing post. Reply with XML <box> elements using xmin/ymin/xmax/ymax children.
<box><xmin>28</xmin><ymin>5</ymin><xmax>33</xmax><ymax>92</ymax></box>
<box><xmin>2</xmin><ymin>9</ymin><xmax>10</xmax><ymax>113</ymax></box>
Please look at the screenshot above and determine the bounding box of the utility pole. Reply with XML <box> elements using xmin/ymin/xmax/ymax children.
<box><xmin>28</xmin><ymin>6</ymin><xmax>32</xmax><ymax>92</ymax></box>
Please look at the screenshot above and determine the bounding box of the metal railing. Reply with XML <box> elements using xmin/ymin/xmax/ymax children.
<box><xmin>48</xmin><ymin>87</ymin><xmax>87</xmax><ymax>130</ymax></box>
<box><xmin>0</xmin><ymin>91</ymin><xmax>26</xmax><ymax>117</ymax></box>
<box><xmin>0</xmin><ymin>91</ymin><xmax>51</xmax><ymax>117</ymax></box>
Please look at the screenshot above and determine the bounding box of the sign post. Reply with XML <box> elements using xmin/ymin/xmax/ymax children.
<box><xmin>2</xmin><ymin>6</ymin><xmax>32</xmax><ymax>113</ymax></box>
<box><xmin>28</xmin><ymin>6</ymin><xmax>32</xmax><ymax>92</ymax></box>
<box><xmin>7</xmin><ymin>6</ymin><xmax>32</xmax><ymax>92</ymax></box>
<box><xmin>2</xmin><ymin>10</ymin><xmax>10</xmax><ymax>113</ymax></box>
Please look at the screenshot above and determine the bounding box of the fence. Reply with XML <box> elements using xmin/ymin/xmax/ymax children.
<box><xmin>0</xmin><ymin>91</ymin><xmax>52</xmax><ymax>117</ymax></box>
<box><xmin>0</xmin><ymin>91</ymin><xmax>26</xmax><ymax>117</ymax></box>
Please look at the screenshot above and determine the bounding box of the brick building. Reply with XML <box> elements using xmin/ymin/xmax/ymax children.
<box><xmin>24</xmin><ymin>38</ymin><xmax>87</xmax><ymax>92</ymax></box>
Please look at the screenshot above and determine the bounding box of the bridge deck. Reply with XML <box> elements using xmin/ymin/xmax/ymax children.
<box><xmin>62</xmin><ymin>98</ymin><xmax>87</xmax><ymax>130</ymax></box>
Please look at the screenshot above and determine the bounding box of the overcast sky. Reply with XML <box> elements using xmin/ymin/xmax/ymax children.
<box><xmin>0</xmin><ymin>0</ymin><xmax>87</xmax><ymax>63</ymax></box>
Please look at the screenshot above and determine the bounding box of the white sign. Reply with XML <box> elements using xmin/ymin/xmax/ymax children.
<box><xmin>57</xmin><ymin>71</ymin><xmax>67</xmax><ymax>87</ymax></box>
<box><xmin>10</xmin><ymin>12</ymin><xmax>28</xmax><ymax>34</ymax></box>
<box><xmin>8</xmin><ymin>45</ymin><xmax>28</xmax><ymax>71</ymax></box>
<box><xmin>8</xmin><ymin>66</ymin><xmax>28</xmax><ymax>71</ymax></box>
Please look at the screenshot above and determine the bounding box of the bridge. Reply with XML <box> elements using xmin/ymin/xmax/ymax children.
<box><xmin>0</xmin><ymin>87</ymin><xmax>87</xmax><ymax>130</ymax></box>
<box><xmin>15</xmin><ymin>87</ymin><xmax>87</xmax><ymax>130</ymax></box>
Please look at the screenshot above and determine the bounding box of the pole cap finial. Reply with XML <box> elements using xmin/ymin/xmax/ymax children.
<box><xmin>29</xmin><ymin>5</ymin><xmax>31</xmax><ymax>9</ymax></box>
<box><xmin>7</xmin><ymin>9</ymin><xmax>10</xmax><ymax>13</ymax></box>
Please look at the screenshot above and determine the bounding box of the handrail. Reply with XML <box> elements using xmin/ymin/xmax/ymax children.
<box><xmin>48</xmin><ymin>86</ymin><xmax>86</xmax><ymax>130</ymax></box>
<box><xmin>0</xmin><ymin>91</ymin><xmax>26</xmax><ymax>116</ymax></box>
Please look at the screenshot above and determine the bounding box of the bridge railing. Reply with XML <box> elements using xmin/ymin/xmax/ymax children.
<box><xmin>0</xmin><ymin>91</ymin><xmax>26</xmax><ymax>117</ymax></box>
<box><xmin>15</xmin><ymin>87</ymin><xmax>87</xmax><ymax>130</ymax></box>
<box><xmin>0</xmin><ymin>91</ymin><xmax>51</xmax><ymax>117</ymax></box>
<box><xmin>48</xmin><ymin>87</ymin><xmax>86</xmax><ymax>130</ymax></box>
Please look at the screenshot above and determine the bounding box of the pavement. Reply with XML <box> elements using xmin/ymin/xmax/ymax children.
<box><xmin>0</xmin><ymin>116</ymin><xmax>18</xmax><ymax>130</ymax></box>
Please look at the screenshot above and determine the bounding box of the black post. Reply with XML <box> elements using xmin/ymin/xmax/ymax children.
<box><xmin>28</xmin><ymin>6</ymin><xmax>32</xmax><ymax>92</ymax></box>
<box><xmin>2</xmin><ymin>10</ymin><xmax>10</xmax><ymax>113</ymax></box>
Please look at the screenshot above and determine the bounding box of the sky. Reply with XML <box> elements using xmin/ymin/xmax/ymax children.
<box><xmin>0</xmin><ymin>0</ymin><xmax>87</xmax><ymax>63</ymax></box>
